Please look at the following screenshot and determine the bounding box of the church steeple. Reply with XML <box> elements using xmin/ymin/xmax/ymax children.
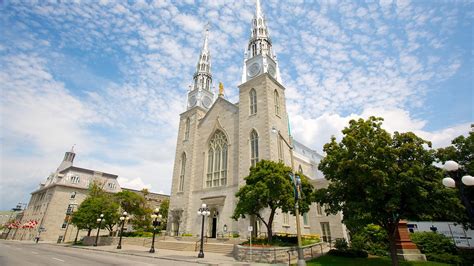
<box><xmin>242</xmin><ymin>0</ymin><xmax>281</xmax><ymax>84</ymax></box>
<box><xmin>187</xmin><ymin>27</ymin><xmax>214</xmax><ymax>110</ymax></box>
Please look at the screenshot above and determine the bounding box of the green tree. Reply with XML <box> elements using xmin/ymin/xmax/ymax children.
<box><xmin>115</xmin><ymin>190</ymin><xmax>146</xmax><ymax>216</ymax></box>
<box><xmin>436</xmin><ymin>129</ymin><xmax>474</xmax><ymax>227</ymax></box>
<box><xmin>159</xmin><ymin>199</ymin><xmax>169</xmax><ymax>230</ymax></box>
<box><xmin>314</xmin><ymin>117</ymin><xmax>463</xmax><ymax>266</ymax></box>
<box><xmin>71</xmin><ymin>183</ymin><xmax>119</xmax><ymax>235</ymax></box>
<box><xmin>232</xmin><ymin>160</ymin><xmax>313</xmax><ymax>242</ymax></box>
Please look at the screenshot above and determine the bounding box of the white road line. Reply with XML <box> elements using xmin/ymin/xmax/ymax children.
<box><xmin>52</xmin><ymin>258</ymin><xmax>65</xmax><ymax>262</ymax></box>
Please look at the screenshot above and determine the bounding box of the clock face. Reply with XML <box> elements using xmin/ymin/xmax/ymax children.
<box><xmin>203</xmin><ymin>96</ymin><xmax>212</xmax><ymax>108</ymax></box>
<box><xmin>247</xmin><ymin>62</ymin><xmax>261</xmax><ymax>77</ymax></box>
<box><xmin>188</xmin><ymin>95</ymin><xmax>197</xmax><ymax>107</ymax></box>
<box><xmin>268</xmin><ymin>65</ymin><xmax>276</xmax><ymax>77</ymax></box>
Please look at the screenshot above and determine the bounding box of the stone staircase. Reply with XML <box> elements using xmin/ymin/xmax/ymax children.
<box><xmin>149</xmin><ymin>239</ymin><xmax>235</xmax><ymax>255</ymax></box>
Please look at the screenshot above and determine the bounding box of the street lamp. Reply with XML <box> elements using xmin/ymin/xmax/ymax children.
<box><xmin>117</xmin><ymin>211</ymin><xmax>129</xmax><ymax>249</ymax></box>
<box><xmin>149</xmin><ymin>208</ymin><xmax>162</xmax><ymax>253</ymax></box>
<box><xmin>271</xmin><ymin>127</ymin><xmax>306</xmax><ymax>266</ymax></box>
<box><xmin>442</xmin><ymin>160</ymin><xmax>474</xmax><ymax>224</ymax></box>
<box><xmin>197</xmin><ymin>203</ymin><xmax>210</xmax><ymax>258</ymax></box>
<box><xmin>93</xmin><ymin>214</ymin><xmax>104</xmax><ymax>246</ymax></box>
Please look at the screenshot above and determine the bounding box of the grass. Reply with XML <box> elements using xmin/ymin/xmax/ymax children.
<box><xmin>307</xmin><ymin>255</ymin><xmax>452</xmax><ymax>266</ymax></box>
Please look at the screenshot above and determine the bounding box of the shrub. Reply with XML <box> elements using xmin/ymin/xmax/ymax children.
<box><xmin>121</xmin><ymin>231</ymin><xmax>153</xmax><ymax>237</ymax></box>
<box><xmin>410</xmin><ymin>232</ymin><xmax>457</xmax><ymax>255</ymax></box>
<box><xmin>232</xmin><ymin>232</ymin><xmax>240</xmax><ymax>238</ymax></box>
<box><xmin>327</xmin><ymin>248</ymin><xmax>368</xmax><ymax>258</ymax></box>
<box><xmin>350</xmin><ymin>224</ymin><xmax>388</xmax><ymax>256</ymax></box>
<box><xmin>181</xmin><ymin>233</ymin><xmax>193</xmax><ymax>237</ymax></box>
<box><xmin>410</xmin><ymin>232</ymin><xmax>462</xmax><ymax>264</ymax></box>
<box><xmin>334</xmin><ymin>238</ymin><xmax>348</xmax><ymax>250</ymax></box>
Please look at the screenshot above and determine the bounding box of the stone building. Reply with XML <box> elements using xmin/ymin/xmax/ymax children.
<box><xmin>10</xmin><ymin>149</ymin><xmax>169</xmax><ymax>242</ymax></box>
<box><xmin>167</xmin><ymin>0</ymin><xmax>347</xmax><ymax>242</ymax></box>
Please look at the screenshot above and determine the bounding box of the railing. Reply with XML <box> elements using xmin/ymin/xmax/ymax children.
<box><xmin>286</xmin><ymin>242</ymin><xmax>325</xmax><ymax>266</ymax></box>
<box><xmin>194</xmin><ymin>236</ymin><xmax>208</xmax><ymax>251</ymax></box>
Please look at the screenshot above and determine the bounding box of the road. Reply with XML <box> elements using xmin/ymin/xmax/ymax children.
<box><xmin>0</xmin><ymin>241</ymin><xmax>198</xmax><ymax>266</ymax></box>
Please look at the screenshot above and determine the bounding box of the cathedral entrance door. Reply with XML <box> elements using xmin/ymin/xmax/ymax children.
<box><xmin>211</xmin><ymin>217</ymin><xmax>217</xmax><ymax>238</ymax></box>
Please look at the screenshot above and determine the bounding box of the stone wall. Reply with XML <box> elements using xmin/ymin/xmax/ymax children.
<box><xmin>233</xmin><ymin>242</ymin><xmax>326</xmax><ymax>264</ymax></box>
<box><xmin>81</xmin><ymin>236</ymin><xmax>165</xmax><ymax>247</ymax></box>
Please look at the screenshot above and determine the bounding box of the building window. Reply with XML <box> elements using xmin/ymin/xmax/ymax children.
<box><xmin>66</xmin><ymin>204</ymin><xmax>75</xmax><ymax>215</ymax></box>
<box><xmin>303</xmin><ymin>213</ymin><xmax>309</xmax><ymax>226</ymax></box>
<box><xmin>250</xmin><ymin>130</ymin><xmax>259</xmax><ymax>167</ymax></box>
<box><xmin>283</xmin><ymin>213</ymin><xmax>289</xmax><ymax>226</ymax></box>
<box><xmin>61</xmin><ymin>222</ymin><xmax>68</xmax><ymax>229</ymax></box>
<box><xmin>321</xmin><ymin>222</ymin><xmax>331</xmax><ymax>242</ymax></box>
<box><xmin>298</xmin><ymin>165</ymin><xmax>303</xmax><ymax>174</ymax></box>
<box><xmin>206</xmin><ymin>130</ymin><xmax>228</xmax><ymax>188</ymax></box>
<box><xmin>184</xmin><ymin>118</ymin><xmax>190</xmax><ymax>141</ymax></box>
<box><xmin>274</xmin><ymin>90</ymin><xmax>280</xmax><ymax>116</ymax></box>
<box><xmin>249</xmin><ymin>88</ymin><xmax>257</xmax><ymax>115</ymax></box>
<box><xmin>70</xmin><ymin>192</ymin><xmax>76</xmax><ymax>199</ymax></box>
<box><xmin>108</xmin><ymin>182</ymin><xmax>116</xmax><ymax>189</ymax></box>
<box><xmin>179</xmin><ymin>153</ymin><xmax>186</xmax><ymax>192</ymax></box>
<box><xmin>316</xmin><ymin>204</ymin><xmax>323</xmax><ymax>216</ymax></box>
<box><xmin>70</xmin><ymin>175</ymin><xmax>80</xmax><ymax>184</ymax></box>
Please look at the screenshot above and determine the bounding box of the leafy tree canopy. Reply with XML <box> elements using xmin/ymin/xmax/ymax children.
<box><xmin>115</xmin><ymin>190</ymin><xmax>146</xmax><ymax>216</ymax></box>
<box><xmin>436</xmin><ymin>129</ymin><xmax>474</xmax><ymax>227</ymax></box>
<box><xmin>71</xmin><ymin>182</ymin><xmax>119</xmax><ymax>233</ymax></box>
<box><xmin>232</xmin><ymin>160</ymin><xmax>313</xmax><ymax>242</ymax></box>
<box><xmin>314</xmin><ymin>117</ymin><xmax>464</xmax><ymax>266</ymax></box>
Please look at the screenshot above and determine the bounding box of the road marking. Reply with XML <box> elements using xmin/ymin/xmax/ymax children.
<box><xmin>52</xmin><ymin>258</ymin><xmax>65</xmax><ymax>262</ymax></box>
<box><xmin>32</xmin><ymin>251</ymin><xmax>39</xmax><ymax>254</ymax></box>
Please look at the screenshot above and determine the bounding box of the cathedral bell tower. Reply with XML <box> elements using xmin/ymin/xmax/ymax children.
<box><xmin>187</xmin><ymin>28</ymin><xmax>214</xmax><ymax>110</ymax></box>
<box><xmin>241</xmin><ymin>0</ymin><xmax>282</xmax><ymax>84</ymax></box>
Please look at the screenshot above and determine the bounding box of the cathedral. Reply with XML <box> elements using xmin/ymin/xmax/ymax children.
<box><xmin>168</xmin><ymin>1</ymin><xmax>347</xmax><ymax>241</ymax></box>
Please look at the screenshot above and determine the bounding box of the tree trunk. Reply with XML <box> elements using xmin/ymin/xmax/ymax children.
<box><xmin>87</xmin><ymin>228</ymin><xmax>91</xmax><ymax>236</ymax></box>
<box><xmin>267</xmin><ymin>209</ymin><xmax>276</xmax><ymax>242</ymax></box>
<box><xmin>387</xmin><ymin>224</ymin><xmax>399</xmax><ymax>266</ymax></box>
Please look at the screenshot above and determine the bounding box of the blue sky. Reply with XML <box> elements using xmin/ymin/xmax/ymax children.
<box><xmin>0</xmin><ymin>0</ymin><xmax>472</xmax><ymax>210</ymax></box>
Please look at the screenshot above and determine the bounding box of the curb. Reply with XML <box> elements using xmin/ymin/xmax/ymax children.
<box><xmin>66</xmin><ymin>244</ymin><xmax>257</xmax><ymax>266</ymax></box>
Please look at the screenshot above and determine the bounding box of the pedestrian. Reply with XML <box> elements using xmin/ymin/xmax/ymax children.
<box><xmin>35</xmin><ymin>234</ymin><xmax>40</xmax><ymax>243</ymax></box>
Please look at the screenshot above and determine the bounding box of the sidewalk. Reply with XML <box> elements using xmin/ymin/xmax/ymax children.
<box><xmin>67</xmin><ymin>243</ymin><xmax>284</xmax><ymax>266</ymax></box>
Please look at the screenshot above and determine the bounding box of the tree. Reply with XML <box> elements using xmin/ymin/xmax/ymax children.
<box><xmin>436</xmin><ymin>129</ymin><xmax>474</xmax><ymax>227</ymax></box>
<box><xmin>169</xmin><ymin>209</ymin><xmax>183</xmax><ymax>236</ymax></box>
<box><xmin>71</xmin><ymin>183</ymin><xmax>119</xmax><ymax>235</ymax></box>
<box><xmin>314</xmin><ymin>117</ymin><xmax>463</xmax><ymax>266</ymax></box>
<box><xmin>115</xmin><ymin>190</ymin><xmax>146</xmax><ymax>216</ymax></box>
<box><xmin>232</xmin><ymin>160</ymin><xmax>313</xmax><ymax>242</ymax></box>
<box><xmin>159</xmin><ymin>199</ymin><xmax>169</xmax><ymax>230</ymax></box>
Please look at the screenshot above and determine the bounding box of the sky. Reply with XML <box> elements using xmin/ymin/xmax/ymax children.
<box><xmin>0</xmin><ymin>0</ymin><xmax>472</xmax><ymax>210</ymax></box>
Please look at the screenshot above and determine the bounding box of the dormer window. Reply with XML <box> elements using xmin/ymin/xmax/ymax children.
<box><xmin>108</xmin><ymin>182</ymin><xmax>116</xmax><ymax>189</ymax></box>
<box><xmin>70</xmin><ymin>175</ymin><xmax>80</xmax><ymax>184</ymax></box>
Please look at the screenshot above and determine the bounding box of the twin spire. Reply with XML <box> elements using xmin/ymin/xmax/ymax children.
<box><xmin>187</xmin><ymin>0</ymin><xmax>280</xmax><ymax>110</ymax></box>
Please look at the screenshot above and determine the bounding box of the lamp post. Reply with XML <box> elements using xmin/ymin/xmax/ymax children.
<box><xmin>117</xmin><ymin>211</ymin><xmax>128</xmax><ymax>249</ymax></box>
<box><xmin>197</xmin><ymin>203</ymin><xmax>210</xmax><ymax>258</ymax></box>
<box><xmin>442</xmin><ymin>160</ymin><xmax>474</xmax><ymax>224</ymax></box>
<box><xmin>149</xmin><ymin>208</ymin><xmax>162</xmax><ymax>253</ymax></box>
<box><xmin>93</xmin><ymin>214</ymin><xmax>104</xmax><ymax>246</ymax></box>
<box><xmin>272</xmin><ymin>127</ymin><xmax>306</xmax><ymax>266</ymax></box>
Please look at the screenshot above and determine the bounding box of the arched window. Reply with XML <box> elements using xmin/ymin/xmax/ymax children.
<box><xmin>250</xmin><ymin>130</ymin><xmax>259</xmax><ymax>167</ymax></box>
<box><xmin>179</xmin><ymin>153</ymin><xmax>186</xmax><ymax>192</ymax></box>
<box><xmin>249</xmin><ymin>88</ymin><xmax>257</xmax><ymax>115</ymax></box>
<box><xmin>298</xmin><ymin>165</ymin><xmax>303</xmax><ymax>174</ymax></box>
<box><xmin>184</xmin><ymin>118</ymin><xmax>190</xmax><ymax>140</ymax></box>
<box><xmin>206</xmin><ymin>130</ymin><xmax>228</xmax><ymax>188</ymax></box>
<box><xmin>274</xmin><ymin>90</ymin><xmax>280</xmax><ymax>116</ymax></box>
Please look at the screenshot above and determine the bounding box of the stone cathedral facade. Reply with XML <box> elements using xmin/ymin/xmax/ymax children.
<box><xmin>168</xmin><ymin>1</ymin><xmax>347</xmax><ymax>241</ymax></box>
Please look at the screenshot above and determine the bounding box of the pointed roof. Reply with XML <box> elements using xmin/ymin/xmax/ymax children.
<box><xmin>256</xmin><ymin>0</ymin><xmax>263</xmax><ymax>18</ymax></box>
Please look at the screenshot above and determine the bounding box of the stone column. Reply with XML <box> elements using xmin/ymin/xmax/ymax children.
<box><xmin>395</xmin><ymin>220</ymin><xmax>426</xmax><ymax>261</ymax></box>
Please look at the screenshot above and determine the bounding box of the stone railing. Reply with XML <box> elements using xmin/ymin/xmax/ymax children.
<box><xmin>233</xmin><ymin>242</ymin><xmax>326</xmax><ymax>264</ymax></box>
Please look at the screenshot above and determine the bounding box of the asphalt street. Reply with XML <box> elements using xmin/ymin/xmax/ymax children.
<box><xmin>0</xmin><ymin>241</ymin><xmax>198</xmax><ymax>266</ymax></box>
